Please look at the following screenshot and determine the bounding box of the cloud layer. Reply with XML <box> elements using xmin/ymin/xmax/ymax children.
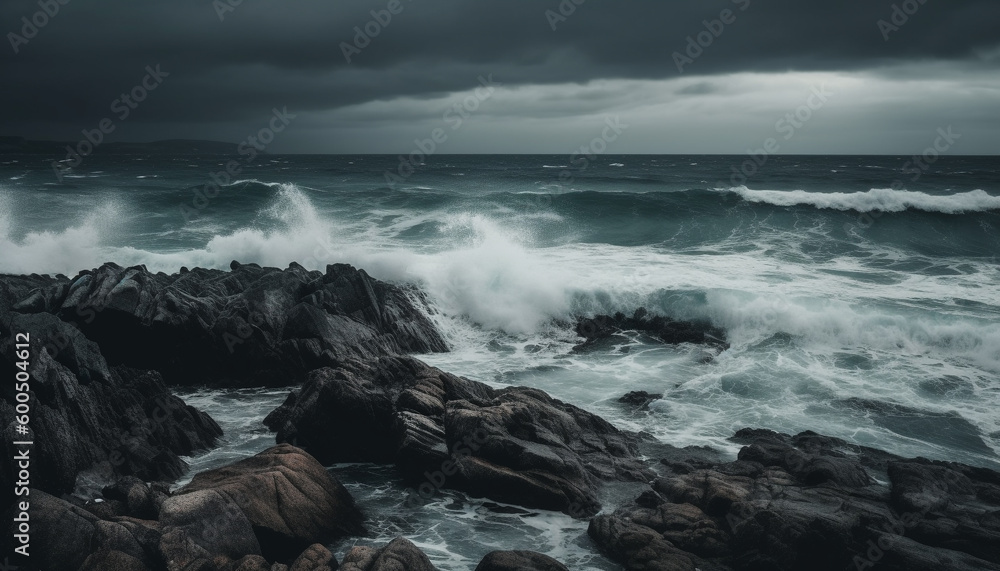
<box><xmin>2</xmin><ymin>0</ymin><xmax>998</xmax><ymax>152</ymax></box>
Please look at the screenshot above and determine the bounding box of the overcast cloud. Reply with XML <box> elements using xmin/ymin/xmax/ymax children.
<box><xmin>1</xmin><ymin>0</ymin><xmax>998</xmax><ymax>153</ymax></box>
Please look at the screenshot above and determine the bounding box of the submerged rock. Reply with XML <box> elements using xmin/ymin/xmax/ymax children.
<box><xmin>618</xmin><ymin>390</ymin><xmax>663</xmax><ymax>409</ymax></box>
<box><xmin>589</xmin><ymin>428</ymin><xmax>1000</xmax><ymax>571</ymax></box>
<box><xmin>264</xmin><ymin>356</ymin><xmax>653</xmax><ymax>516</ymax></box>
<box><xmin>575</xmin><ymin>308</ymin><xmax>729</xmax><ymax>351</ymax></box>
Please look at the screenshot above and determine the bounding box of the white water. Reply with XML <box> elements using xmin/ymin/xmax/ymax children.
<box><xmin>7</xmin><ymin>175</ymin><xmax>999</xmax><ymax>569</ymax></box>
<box><xmin>725</xmin><ymin>186</ymin><xmax>1000</xmax><ymax>213</ymax></box>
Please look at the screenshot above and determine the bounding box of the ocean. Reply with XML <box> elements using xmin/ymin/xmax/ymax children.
<box><xmin>2</xmin><ymin>153</ymin><xmax>999</xmax><ymax>569</ymax></box>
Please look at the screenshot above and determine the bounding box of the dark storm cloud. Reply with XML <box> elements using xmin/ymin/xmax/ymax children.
<box><xmin>1</xmin><ymin>0</ymin><xmax>998</xmax><ymax>143</ymax></box>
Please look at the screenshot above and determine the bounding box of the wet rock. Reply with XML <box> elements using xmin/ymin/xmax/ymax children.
<box><xmin>159</xmin><ymin>488</ymin><xmax>261</xmax><ymax>566</ymax></box>
<box><xmin>474</xmin><ymin>550</ymin><xmax>569</xmax><ymax>571</ymax></box>
<box><xmin>265</xmin><ymin>356</ymin><xmax>653</xmax><ymax>516</ymax></box>
<box><xmin>289</xmin><ymin>543</ymin><xmax>337</xmax><ymax>571</ymax></box>
<box><xmin>589</xmin><ymin>429</ymin><xmax>1000</xmax><ymax>571</ymax></box>
<box><xmin>7</xmin><ymin>262</ymin><xmax>447</xmax><ymax>387</ymax></box>
<box><xmin>0</xmin><ymin>489</ymin><xmax>99</xmax><ymax>571</ymax></box>
<box><xmin>588</xmin><ymin>515</ymin><xmax>702</xmax><ymax>571</ymax></box>
<box><xmin>173</xmin><ymin>444</ymin><xmax>364</xmax><ymax>562</ymax></box>
<box><xmin>618</xmin><ymin>391</ymin><xmax>663</xmax><ymax>409</ymax></box>
<box><xmin>0</xmin><ymin>310</ymin><xmax>221</xmax><ymax>497</ymax></box>
<box><xmin>575</xmin><ymin>308</ymin><xmax>729</xmax><ymax>351</ymax></box>
<box><xmin>341</xmin><ymin>537</ymin><xmax>436</xmax><ymax>571</ymax></box>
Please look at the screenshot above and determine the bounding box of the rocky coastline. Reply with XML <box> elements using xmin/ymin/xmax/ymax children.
<box><xmin>2</xmin><ymin>262</ymin><xmax>998</xmax><ymax>570</ymax></box>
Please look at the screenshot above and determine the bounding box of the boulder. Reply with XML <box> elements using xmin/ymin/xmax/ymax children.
<box><xmin>474</xmin><ymin>550</ymin><xmax>569</xmax><ymax>571</ymax></box>
<box><xmin>171</xmin><ymin>444</ymin><xmax>364</xmax><ymax>563</ymax></box>
<box><xmin>0</xmin><ymin>489</ymin><xmax>99</xmax><ymax>571</ymax></box>
<box><xmin>341</xmin><ymin>537</ymin><xmax>436</xmax><ymax>571</ymax></box>
<box><xmin>265</xmin><ymin>356</ymin><xmax>653</xmax><ymax>516</ymax></box>
<box><xmin>289</xmin><ymin>543</ymin><xmax>337</xmax><ymax>571</ymax></box>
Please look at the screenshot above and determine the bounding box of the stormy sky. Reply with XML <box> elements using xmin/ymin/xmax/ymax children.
<box><xmin>2</xmin><ymin>0</ymin><xmax>998</xmax><ymax>154</ymax></box>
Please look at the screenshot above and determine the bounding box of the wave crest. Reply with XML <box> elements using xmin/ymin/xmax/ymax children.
<box><xmin>726</xmin><ymin>187</ymin><xmax>1000</xmax><ymax>214</ymax></box>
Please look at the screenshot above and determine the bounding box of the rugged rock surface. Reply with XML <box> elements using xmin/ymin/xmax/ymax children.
<box><xmin>2</xmin><ymin>445</ymin><xmax>363</xmax><ymax>571</ymax></box>
<box><xmin>475</xmin><ymin>550</ymin><xmax>569</xmax><ymax>571</ymax></box>
<box><xmin>0</xmin><ymin>259</ymin><xmax>445</xmax><ymax>504</ymax></box>
<box><xmin>619</xmin><ymin>390</ymin><xmax>663</xmax><ymax>409</ymax></box>
<box><xmin>589</xmin><ymin>428</ymin><xmax>1000</xmax><ymax>571</ymax></box>
<box><xmin>0</xmin><ymin>307</ymin><xmax>221</xmax><ymax>497</ymax></box>
<box><xmin>341</xmin><ymin>537</ymin><xmax>437</xmax><ymax>571</ymax></box>
<box><xmin>264</xmin><ymin>355</ymin><xmax>653</xmax><ymax>516</ymax></box>
<box><xmin>169</xmin><ymin>444</ymin><xmax>365</xmax><ymax>564</ymax></box>
<box><xmin>6</xmin><ymin>261</ymin><xmax>447</xmax><ymax>387</ymax></box>
<box><xmin>575</xmin><ymin>308</ymin><xmax>729</xmax><ymax>351</ymax></box>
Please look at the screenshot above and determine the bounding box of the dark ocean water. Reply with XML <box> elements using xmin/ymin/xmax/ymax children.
<box><xmin>3</xmin><ymin>153</ymin><xmax>999</xmax><ymax>569</ymax></box>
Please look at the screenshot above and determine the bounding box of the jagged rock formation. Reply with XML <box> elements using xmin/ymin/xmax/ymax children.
<box><xmin>264</xmin><ymin>355</ymin><xmax>653</xmax><ymax>516</ymax></box>
<box><xmin>589</xmin><ymin>429</ymin><xmax>1000</xmax><ymax>571</ymax></box>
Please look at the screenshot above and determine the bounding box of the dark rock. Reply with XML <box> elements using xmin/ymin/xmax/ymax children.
<box><xmin>102</xmin><ymin>476</ymin><xmax>158</xmax><ymax>519</ymax></box>
<box><xmin>79</xmin><ymin>549</ymin><xmax>151</xmax><ymax>571</ymax></box>
<box><xmin>653</xmin><ymin>443</ymin><xmax>726</xmax><ymax>476</ymax></box>
<box><xmin>575</xmin><ymin>308</ymin><xmax>728</xmax><ymax>351</ymax></box>
<box><xmin>6</xmin><ymin>262</ymin><xmax>447</xmax><ymax>388</ymax></box>
<box><xmin>589</xmin><ymin>428</ymin><xmax>1000</xmax><ymax>571</ymax></box>
<box><xmin>232</xmin><ymin>555</ymin><xmax>273</xmax><ymax>571</ymax></box>
<box><xmin>0</xmin><ymin>489</ymin><xmax>99</xmax><ymax>571</ymax></box>
<box><xmin>159</xmin><ymin>487</ymin><xmax>261</xmax><ymax>567</ymax></box>
<box><xmin>588</xmin><ymin>515</ymin><xmax>703</xmax><ymax>571</ymax></box>
<box><xmin>6</xmin><ymin>450</ymin><xmax>357</xmax><ymax>571</ymax></box>
<box><xmin>341</xmin><ymin>537</ymin><xmax>437</xmax><ymax>571</ymax></box>
<box><xmin>618</xmin><ymin>391</ymin><xmax>663</xmax><ymax>409</ymax></box>
<box><xmin>474</xmin><ymin>550</ymin><xmax>569</xmax><ymax>571</ymax></box>
<box><xmin>265</xmin><ymin>356</ymin><xmax>652</xmax><ymax>516</ymax></box>
<box><xmin>289</xmin><ymin>543</ymin><xmax>337</xmax><ymax>571</ymax></box>
<box><xmin>0</xmin><ymin>309</ymin><xmax>221</xmax><ymax>497</ymax></box>
<box><xmin>887</xmin><ymin>459</ymin><xmax>1000</xmax><ymax>564</ymax></box>
<box><xmin>172</xmin><ymin>444</ymin><xmax>364</xmax><ymax>563</ymax></box>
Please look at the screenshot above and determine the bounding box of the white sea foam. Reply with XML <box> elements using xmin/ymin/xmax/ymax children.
<box><xmin>724</xmin><ymin>186</ymin><xmax>1000</xmax><ymax>214</ymax></box>
<box><xmin>0</xmin><ymin>191</ymin><xmax>123</xmax><ymax>275</ymax></box>
<box><xmin>4</xmin><ymin>177</ymin><xmax>998</xmax><ymax>491</ymax></box>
